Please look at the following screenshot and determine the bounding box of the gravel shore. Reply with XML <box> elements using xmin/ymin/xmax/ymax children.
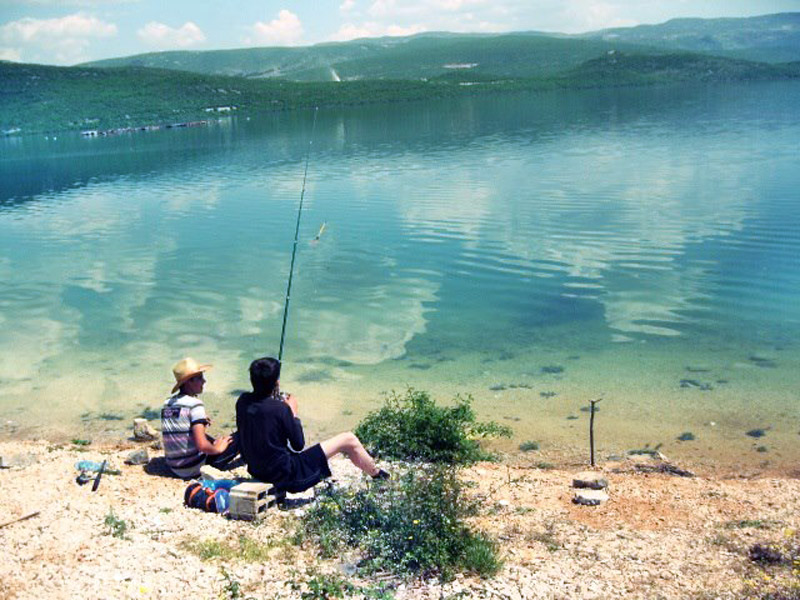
<box><xmin>1</xmin><ymin>439</ymin><xmax>798</xmax><ymax>599</ymax></box>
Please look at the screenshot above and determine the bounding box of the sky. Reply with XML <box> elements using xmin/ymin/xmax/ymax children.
<box><xmin>0</xmin><ymin>0</ymin><xmax>798</xmax><ymax>66</ymax></box>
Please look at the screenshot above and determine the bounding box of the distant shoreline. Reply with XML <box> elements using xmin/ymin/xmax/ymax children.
<box><xmin>3</xmin><ymin>54</ymin><xmax>799</xmax><ymax>137</ymax></box>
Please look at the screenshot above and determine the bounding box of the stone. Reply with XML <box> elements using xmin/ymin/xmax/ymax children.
<box><xmin>125</xmin><ymin>448</ymin><xmax>150</xmax><ymax>465</ymax></box>
<box><xmin>149</xmin><ymin>439</ymin><xmax>163</xmax><ymax>450</ymax></box>
<box><xmin>573</xmin><ymin>471</ymin><xmax>609</xmax><ymax>490</ymax></box>
<box><xmin>7</xmin><ymin>453</ymin><xmax>38</xmax><ymax>468</ymax></box>
<box><xmin>229</xmin><ymin>482</ymin><xmax>270</xmax><ymax>521</ymax></box>
<box><xmin>627</xmin><ymin>451</ymin><xmax>668</xmax><ymax>462</ymax></box>
<box><xmin>133</xmin><ymin>418</ymin><xmax>159</xmax><ymax>442</ymax></box>
<box><xmin>572</xmin><ymin>489</ymin><xmax>609</xmax><ymax>506</ymax></box>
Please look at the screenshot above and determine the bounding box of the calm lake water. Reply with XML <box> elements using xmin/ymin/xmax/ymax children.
<box><xmin>2</xmin><ymin>82</ymin><xmax>799</xmax><ymax>471</ymax></box>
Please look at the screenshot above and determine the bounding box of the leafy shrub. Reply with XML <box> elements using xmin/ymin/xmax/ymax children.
<box><xmin>302</xmin><ymin>465</ymin><xmax>502</xmax><ymax>579</ymax></box>
<box><xmin>289</xmin><ymin>569</ymin><xmax>394</xmax><ymax>600</ymax></box>
<box><xmin>518</xmin><ymin>440</ymin><xmax>540</xmax><ymax>452</ymax></box>
<box><xmin>354</xmin><ymin>389</ymin><xmax>511</xmax><ymax>464</ymax></box>
<box><xmin>103</xmin><ymin>508</ymin><xmax>128</xmax><ymax>539</ymax></box>
<box><xmin>741</xmin><ymin>528</ymin><xmax>800</xmax><ymax>599</ymax></box>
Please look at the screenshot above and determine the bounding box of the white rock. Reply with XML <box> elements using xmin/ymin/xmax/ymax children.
<box><xmin>572</xmin><ymin>471</ymin><xmax>608</xmax><ymax>490</ymax></box>
<box><xmin>133</xmin><ymin>418</ymin><xmax>159</xmax><ymax>441</ymax></box>
<box><xmin>572</xmin><ymin>489</ymin><xmax>609</xmax><ymax>506</ymax></box>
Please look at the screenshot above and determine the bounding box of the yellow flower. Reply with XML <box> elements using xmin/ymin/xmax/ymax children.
<box><xmin>413</xmin><ymin>519</ymin><xmax>420</xmax><ymax>525</ymax></box>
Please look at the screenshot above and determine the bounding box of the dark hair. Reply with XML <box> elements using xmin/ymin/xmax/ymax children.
<box><xmin>249</xmin><ymin>357</ymin><xmax>281</xmax><ymax>397</ymax></box>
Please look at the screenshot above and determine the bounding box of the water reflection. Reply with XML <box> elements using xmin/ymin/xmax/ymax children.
<box><xmin>1</xmin><ymin>82</ymin><xmax>799</xmax><ymax>437</ymax></box>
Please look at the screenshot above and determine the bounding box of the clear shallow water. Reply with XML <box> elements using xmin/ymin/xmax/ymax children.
<box><xmin>1</xmin><ymin>82</ymin><xmax>799</xmax><ymax>471</ymax></box>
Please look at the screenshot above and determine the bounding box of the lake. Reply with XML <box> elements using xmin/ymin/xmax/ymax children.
<box><xmin>1</xmin><ymin>82</ymin><xmax>799</xmax><ymax>472</ymax></box>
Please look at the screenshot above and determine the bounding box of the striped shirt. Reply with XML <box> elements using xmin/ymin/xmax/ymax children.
<box><xmin>161</xmin><ymin>393</ymin><xmax>210</xmax><ymax>478</ymax></box>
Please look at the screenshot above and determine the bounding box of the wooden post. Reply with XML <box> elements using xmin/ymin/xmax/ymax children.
<box><xmin>589</xmin><ymin>398</ymin><xmax>602</xmax><ymax>467</ymax></box>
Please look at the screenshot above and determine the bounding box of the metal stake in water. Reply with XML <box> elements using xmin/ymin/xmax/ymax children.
<box><xmin>278</xmin><ymin>106</ymin><xmax>319</xmax><ymax>362</ymax></box>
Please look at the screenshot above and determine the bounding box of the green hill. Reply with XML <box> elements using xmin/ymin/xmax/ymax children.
<box><xmin>580</xmin><ymin>12</ymin><xmax>800</xmax><ymax>63</ymax></box>
<box><xmin>0</xmin><ymin>61</ymin><xmax>452</xmax><ymax>134</ymax></box>
<box><xmin>3</xmin><ymin>48</ymin><xmax>799</xmax><ymax>135</ymax></box>
<box><xmin>82</xmin><ymin>33</ymin><xmax>647</xmax><ymax>81</ymax></box>
<box><xmin>80</xmin><ymin>13</ymin><xmax>800</xmax><ymax>81</ymax></box>
<box><xmin>560</xmin><ymin>52</ymin><xmax>800</xmax><ymax>86</ymax></box>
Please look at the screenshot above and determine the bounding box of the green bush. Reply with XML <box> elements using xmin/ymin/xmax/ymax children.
<box><xmin>103</xmin><ymin>508</ymin><xmax>128</xmax><ymax>539</ymax></box>
<box><xmin>518</xmin><ymin>440</ymin><xmax>540</xmax><ymax>452</ymax></box>
<box><xmin>289</xmin><ymin>569</ymin><xmax>394</xmax><ymax>600</ymax></box>
<box><xmin>354</xmin><ymin>389</ymin><xmax>511</xmax><ymax>464</ymax></box>
<box><xmin>302</xmin><ymin>465</ymin><xmax>502</xmax><ymax>579</ymax></box>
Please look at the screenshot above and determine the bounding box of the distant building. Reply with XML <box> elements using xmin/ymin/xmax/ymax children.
<box><xmin>204</xmin><ymin>106</ymin><xmax>237</xmax><ymax>113</ymax></box>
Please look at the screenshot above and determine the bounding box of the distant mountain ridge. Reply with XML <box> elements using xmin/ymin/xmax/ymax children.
<box><xmin>581</xmin><ymin>12</ymin><xmax>800</xmax><ymax>63</ymax></box>
<box><xmin>4</xmin><ymin>12</ymin><xmax>800</xmax><ymax>136</ymax></box>
<box><xmin>84</xmin><ymin>34</ymin><xmax>650</xmax><ymax>82</ymax></box>
<box><xmin>81</xmin><ymin>13</ymin><xmax>800</xmax><ymax>80</ymax></box>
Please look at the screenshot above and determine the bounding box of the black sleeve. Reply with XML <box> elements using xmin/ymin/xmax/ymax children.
<box><xmin>283</xmin><ymin>404</ymin><xmax>305</xmax><ymax>451</ymax></box>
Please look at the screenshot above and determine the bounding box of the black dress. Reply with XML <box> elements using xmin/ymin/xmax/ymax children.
<box><xmin>235</xmin><ymin>392</ymin><xmax>331</xmax><ymax>493</ymax></box>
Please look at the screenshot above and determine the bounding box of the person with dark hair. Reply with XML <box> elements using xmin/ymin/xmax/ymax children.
<box><xmin>235</xmin><ymin>356</ymin><xmax>388</xmax><ymax>494</ymax></box>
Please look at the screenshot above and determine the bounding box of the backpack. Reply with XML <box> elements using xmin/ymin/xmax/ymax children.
<box><xmin>184</xmin><ymin>481</ymin><xmax>231</xmax><ymax>514</ymax></box>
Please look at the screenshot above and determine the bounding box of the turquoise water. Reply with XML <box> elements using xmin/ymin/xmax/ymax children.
<box><xmin>1</xmin><ymin>82</ymin><xmax>799</xmax><ymax>470</ymax></box>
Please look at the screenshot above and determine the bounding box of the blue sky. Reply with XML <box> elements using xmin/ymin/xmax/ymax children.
<box><xmin>1</xmin><ymin>0</ymin><xmax>798</xmax><ymax>65</ymax></box>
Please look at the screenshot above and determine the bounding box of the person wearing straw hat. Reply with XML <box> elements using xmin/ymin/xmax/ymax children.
<box><xmin>161</xmin><ymin>357</ymin><xmax>240</xmax><ymax>479</ymax></box>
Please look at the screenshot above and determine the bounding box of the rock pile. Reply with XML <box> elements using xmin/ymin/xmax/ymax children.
<box><xmin>572</xmin><ymin>470</ymin><xmax>609</xmax><ymax>506</ymax></box>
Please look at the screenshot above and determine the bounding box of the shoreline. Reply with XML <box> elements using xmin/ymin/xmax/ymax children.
<box><xmin>1</xmin><ymin>437</ymin><xmax>798</xmax><ymax>599</ymax></box>
<box><xmin>4</xmin><ymin>409</ymin><xmax>797</xmax><ymax>480</ymax></box>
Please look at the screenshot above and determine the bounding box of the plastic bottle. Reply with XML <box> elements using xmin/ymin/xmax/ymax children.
<box><xmin>75</xmin><ymin>460</ymin><xmax>121</xmax><ymax>475</ymax></box>
<box><xmin>199</xmin><ymin>478</ymin><xmax>238</xmax><ymax>491</ymax></box>
<box><xmin>215</xmin><ymin>489</ymin><xmax>230</xmax><ymax>514</ymax></box>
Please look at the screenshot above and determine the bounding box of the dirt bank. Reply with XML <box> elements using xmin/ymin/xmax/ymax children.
<box><xmin>1</xmin><ymin>439</ymin><xmax>798</xmax><ymax>599</ymax></box>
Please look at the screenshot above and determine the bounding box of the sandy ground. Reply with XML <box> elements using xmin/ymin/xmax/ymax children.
<box><xmin>0</xmin><ymin>438</ymin><xmax>798</xmax><ymax>600</ymax></box>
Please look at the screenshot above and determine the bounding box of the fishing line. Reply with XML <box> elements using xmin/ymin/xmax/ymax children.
<box><xmin>278</xmin><ymin>106</ymin><xmax>319</xmax><ymax>362</ymax></box>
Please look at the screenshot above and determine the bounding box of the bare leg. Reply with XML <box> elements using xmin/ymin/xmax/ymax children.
<box><xmin>320</xmin><ymin>432</ymin><xmax>380</xmax><ymax>477</ymax></box>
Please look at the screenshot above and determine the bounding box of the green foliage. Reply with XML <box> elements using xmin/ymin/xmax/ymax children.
<box><xmin>518</xmin><ymin>440</ymin><xmax>540</xmax><ymax>452</ymax></box>
<box><xmin>289</xmin><ymin>569</ymin><xmax>394</xmax><ymax>600</ymax></box>
<box><xmin>182</xmin><ymin>535</ymin><xmax>278</xmax><ymax>562</ymax></box>
<box><xmin>301</xmin><ymin>572</ymin><xmax>356</xmax><ymax>600</ymax></box>
<box><xmin>355</xmin><ymin>389</ymin><xmax>511</xmax><ymax>464</ymax></box>
<box><xmin>303</xmin><ymin>465</ymin><xmax>502</xmax><ymax>579</ymax></box>
<box><xmin>82</xmin><ymin>33</ymin><xmax>636</xmax><ymax>81</ymax></box>
<box><xmin>103</xmin><ymin>507</ymin><xmax>128</xmax><ymax>539</ymax></box>
<box><xmin>560</xmin><ymin>51</ymin><xmax>800</xmax><ymax>88</ymax></box>
<box><xmin>220</xmin><ymin>567</ymin><xmax>244</xmax><ymax>600</ymax></box>
<box><xmin>741</xmin><ymin>527</ymin><xmax>800</xmax><ymax>599</ymax></box>
<box><xmin>71</xmin><ymin>438</ymin><xmax>91</xmax><ymax>446</ymax></box>
<box><xmin>4</xmin><ymin>43</ymin><xmax>798</xmax><ymax>136</ymax></box>
<box><xmin>579</xmin><ymin>13</ymin><xmax>800</xmax><ymax>64</ymax></box>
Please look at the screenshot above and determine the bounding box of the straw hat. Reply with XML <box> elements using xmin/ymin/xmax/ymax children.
<box><xmin>171</xmin><ymin>357</ymin><xmax>212</xmax><ymax>393</ymax></box>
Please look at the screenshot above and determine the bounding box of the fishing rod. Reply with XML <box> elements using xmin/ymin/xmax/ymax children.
<box><xmin>278</xmin><ymin>106</ymin><xmax>319</xmax><ymax>362</ymax></box>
